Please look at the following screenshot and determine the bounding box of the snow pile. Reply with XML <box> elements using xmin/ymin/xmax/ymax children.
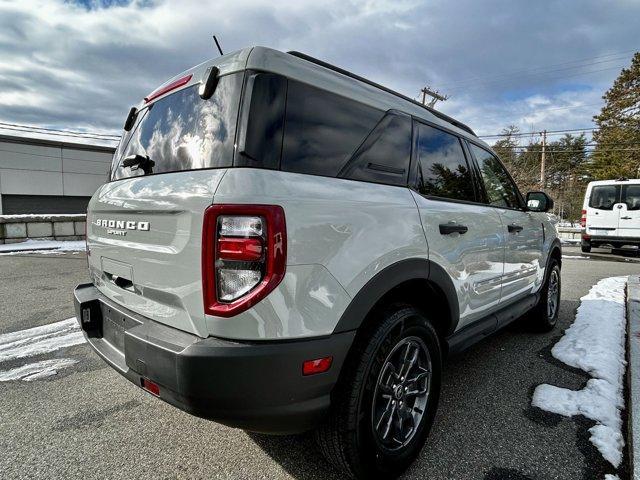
<box><xmin>0</xmin><ymin>318</ymin><xmax>85</xmax><ymax>381</ymax></box>
<box><xmin>0</xmin><ymin>239</ymin><xmax>85</xmax><ymax>255</ymax></box>
<box><xmin>0</xmin><ymin>318</ymin><xmax>85</xmax><ymax>362</ymax></box>
<box><xmin>532</xmin><ymin>276</ymin><xmax>628</xmax><ymax>468</ymax></box>
<box><xmin>0</xmin><ymin>358</ymin><xmax>79</xmax><ymax>382</ymax></box>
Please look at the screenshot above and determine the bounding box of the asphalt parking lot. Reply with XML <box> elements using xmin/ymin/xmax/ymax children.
<box><xmin>1</xmin><ymin>248</ymin><xmax>639</xmax><ymax>480</ymax></box>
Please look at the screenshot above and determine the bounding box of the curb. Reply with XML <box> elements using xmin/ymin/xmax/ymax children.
<box><xmin>627</xmin><ymin>275</ymin><xmax>640</xmax><ymax>480</ymax></box>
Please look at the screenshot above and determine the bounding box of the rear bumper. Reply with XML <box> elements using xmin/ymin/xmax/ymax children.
<box><xmin>73</xmin><ymin>283</ymin><xmax>355</xmax><ymax>434</ymax></box>
<box><xmin>583</xmin><ymin>234</ymin><xmax>640</xmax><ymax>246</ymax></box>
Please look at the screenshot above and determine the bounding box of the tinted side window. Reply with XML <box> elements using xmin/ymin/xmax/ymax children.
<box><xmin>281</xmin><ymin>81</ymin><xmax>383</xmax><ymax>177</ymax></box>
<box><xmin>621</xmin><ymin>185</ymin><xmax>640</xmax><ymax>210</ymax></box>
<box><xmin>470</xmin><ymin>144</ymin><xmax>521</xmax><ymax>209</ymax></box>
<box><xmin>339</xmin><ymin>112</ymin><xmax>412</xmax><ymax>186</ymax></box>
<box><xmin>590</xmin><ymin>185</ymin><xmax>620</xmax><ymax>210</ymax></box>
<box><xmin>235</xmin><ymin>72</ymin><xmax>287</xmax><ymax>170</ymax></box>
<box><xmin>414</xmin><ymin>123</ymin><xmax>475</xmax><ymax>202</ymax></box>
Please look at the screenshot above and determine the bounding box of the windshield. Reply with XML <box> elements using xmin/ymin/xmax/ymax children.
<box><xmin>111</xmin><ymin>72</ymin><xmax>243</xmax><ymax>181</ymax></box>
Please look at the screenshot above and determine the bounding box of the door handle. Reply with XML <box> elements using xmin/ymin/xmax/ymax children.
<box><xmin>621</xmin><ymin>216</ymin><xmax>632</xmax><ymax>220</ymax></box>
<box><xmin>439</xmin><ymin>222</ymin><xmax>468</xmax><ymax>235</ymax></box>
<box><xmin>508</xmin><ymin>224</ymin><xmax>523</xmax><ymax>233</ymax></box>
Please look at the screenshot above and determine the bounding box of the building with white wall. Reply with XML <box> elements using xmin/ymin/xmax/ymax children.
<box><xmin>0</xmin><ymin>132</ymin><xmax>117</xmax><ymax>214</ymax></box>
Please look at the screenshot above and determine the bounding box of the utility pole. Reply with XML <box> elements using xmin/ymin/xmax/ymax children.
<box><xmin>420</xmin><ymin>86</ymin><xmax>449</xmax><ymax>108</ymax></box>
<box><xmin>540</xmin><ymin>129</ymin><xmax>547</xmax><ymax>189</ymax></box>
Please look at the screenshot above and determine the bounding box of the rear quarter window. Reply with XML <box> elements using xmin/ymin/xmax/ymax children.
<box><xmin>338</xmin><ymin>112</ymin><xmax>412</xmax><ymax>186</ymax></box>
<box><xmin>280</xmin><ymin>81</ymin><xmax>383</xmax><ymax>177</ymax></box>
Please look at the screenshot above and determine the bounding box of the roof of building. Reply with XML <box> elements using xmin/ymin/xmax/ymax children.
<box><xmin>0</xmin><ymin>129</ymin><xmax>118</xmax><ymax>152</ymax></box>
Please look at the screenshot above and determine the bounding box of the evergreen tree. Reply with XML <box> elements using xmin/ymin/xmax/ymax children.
<box><xmin>591</xmin><ymin>52</ymin><xmax>640</xmax><ymax>179</ymax></box>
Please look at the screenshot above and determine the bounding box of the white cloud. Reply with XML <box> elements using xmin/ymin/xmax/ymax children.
<box><xmin>0</xmin><ymin>0</ymin><xmax>637</xmax><ymax>138</ymax></box>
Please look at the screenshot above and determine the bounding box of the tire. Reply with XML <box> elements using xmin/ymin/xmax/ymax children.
<box><xmin>530</xmin><ymin>260</ymin><xmax>561</xmax><ymax>332</ymax></box>
<box><xmin>316</xmin><ymin>305</ymin><xmax>442</xmax><ymax>479</ymax></box>
<box><xmin>581</xmin><ymin>244</ymin><xmax>591</xmax><ymax>253</ymax></box>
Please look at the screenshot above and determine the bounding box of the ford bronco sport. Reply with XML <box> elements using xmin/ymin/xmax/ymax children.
<box><xmin>74</xmin><ymin>46</ymin><xmax>561</xmax><ymax>479</ymax></box>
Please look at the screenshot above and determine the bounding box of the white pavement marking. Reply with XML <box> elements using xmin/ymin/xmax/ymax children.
<box><xmin>532</xmin><ymin>276</ymin><xmax>628</xmax><ymax>468</ymax></box>
<box><xmin>0</xmin><ymin>358</ymin><xmax>79</xmax><ymax>382</ymax></box>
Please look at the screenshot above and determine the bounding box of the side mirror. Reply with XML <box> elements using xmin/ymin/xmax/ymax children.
<box><xmin>526</xmin><ymin>191</ymin><xmax>554</xmax><ymax>212</ymax></box>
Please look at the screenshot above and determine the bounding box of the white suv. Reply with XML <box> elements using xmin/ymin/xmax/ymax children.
<box><xmin>581</xmin><ymin>178</ymin><xmax>640</xmax><ymax>252</ymax></box>
<box><xmin>74</xmin><ymin>47</ymin><xmax>562</xmax><ymax>479</ymax></box>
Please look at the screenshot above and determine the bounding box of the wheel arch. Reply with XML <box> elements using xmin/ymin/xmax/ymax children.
<box><xmin>332</xmin><ymin>258</ymin><xmax>459</xmax><ymax>340</ymax></box>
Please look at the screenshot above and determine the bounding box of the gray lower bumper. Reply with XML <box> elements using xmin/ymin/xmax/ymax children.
<box><xmin>73</xmin><ymin>283</ymin><xmax>355</xmax><ymax>434</ymax></box>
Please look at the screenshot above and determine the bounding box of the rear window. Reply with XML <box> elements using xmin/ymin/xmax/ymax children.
<box><xmin>622</xmin><ymin>184</ymin><xmax>640</xmax><ymax>210</ymax></box>
<box><xmin>589</xmin><ymin>185</ymin><xmax>620</xmax><ymax>210</ymax></box>
<box><xmin>112</xmin><ymin>72</ymin><xmax>243</xmax><ymax>181</ymax></box>
<box><xmin>280</xmin><ymin>81</ymin><xmax>383</xmax><ymax>177</ymax></box>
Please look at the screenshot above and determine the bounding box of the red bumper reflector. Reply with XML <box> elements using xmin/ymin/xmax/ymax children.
<box><xmin>142</xmin><ymin>378</ymin><xmax>160</xmax><ymax>396</ymax></box>
<box><xmin>218</xmin><ymin>237</ymin><xmax>263</xmax><ymax>261</ymax></box>
<box><xmin>303</xmin><ymin>356</ymin><xmax>333</xmax><ymax>376</ymax></box>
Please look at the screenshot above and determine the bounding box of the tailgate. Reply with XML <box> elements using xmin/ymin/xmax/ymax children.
<box><xmin>87</xmin><ymin>170</ymin><xmax>227</xmax><ymax>337</ymax></box>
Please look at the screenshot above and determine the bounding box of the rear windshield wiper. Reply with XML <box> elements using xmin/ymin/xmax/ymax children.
<box><xmin>122</xmin><ymin>154</ymin><xmax>155</xmax><ymax>175</ymax></box>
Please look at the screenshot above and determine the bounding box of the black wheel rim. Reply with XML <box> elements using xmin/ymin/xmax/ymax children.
<box><xmin>371</xmin><ymin>336</ymin><xmax>432</xmax><ymax>451</ymax></box>
<box><xmin>547</xmin><ymin>269</ymin><xmax>559</xmax><ymax>319</ymax></box>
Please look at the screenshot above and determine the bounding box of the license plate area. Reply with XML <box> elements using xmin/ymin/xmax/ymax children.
<box><xmin>100</xmin><ymin>303</ymin><xmax>141</xmax><ymax>354</ymax></box>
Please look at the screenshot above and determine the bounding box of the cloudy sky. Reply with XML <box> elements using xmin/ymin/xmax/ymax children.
<box><xmin>0</xmin><ymin>0</ymin><xmax>638</xmax><ymax>145</ymax></box>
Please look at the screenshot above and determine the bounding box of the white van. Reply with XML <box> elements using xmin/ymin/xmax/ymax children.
<box><xmin>581</xmin><ymin>178</ymin><xmax>640</xmax><ymax>252</ymax></box>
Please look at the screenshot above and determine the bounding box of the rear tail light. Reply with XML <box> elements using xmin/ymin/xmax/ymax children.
<box><xmin>202</xmin><ymin>205</ymin><xmax>286</xmax><ymax>317</ymax></box>
<box><xmin>580</xmin><ymin>209</ymin><xmax>587</xmax><ymax>228</ymax></box>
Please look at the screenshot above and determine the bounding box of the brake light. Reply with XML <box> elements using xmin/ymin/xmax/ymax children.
<box><xmin>581</xmin><ymin>209</ymin><xmax>587</xmax><ymax>228</ymax></box>
<box><xmin>144</xmin><ymin>74</ymin><xmax>192</xmax><ymax>104</ymax></box>
<box><xmin>202</xmin><ymin>205</ymin><xmax>286</xmax><ymax>317</ymax></box>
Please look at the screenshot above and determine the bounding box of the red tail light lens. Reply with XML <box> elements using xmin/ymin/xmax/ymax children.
<box><xmin>581</xmin><ymin>209</ymin><xmax>587</xmax><ymax>228</ymax></box>
<box><xmin>202</xmin><ymin>205</ymin><xmax>286</xmax><ymax>317</ymax></box>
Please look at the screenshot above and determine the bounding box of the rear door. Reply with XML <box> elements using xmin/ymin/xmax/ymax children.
<box><xmin>88</xmin><ymin>72</ymin><xmax>243</xmax><ymax>337</ymax></box>
<box><xmin>411</xmin><ymin>121</ymin><xmax>504</xmax><ymax>331</ymax></box>
<box><xmin>618</xmin><ymin>183</ymin><xmax>640</xmax><ymax>238</ymax></box>
<box><xmin>586</xmin><ymin>184</ymin><xmax>621</xmax><ymax>237</ymax></box>
<box><xmin>467</xmin><ymin>142</ymin><xmax>544</xmax><ymax>304</ymax></box>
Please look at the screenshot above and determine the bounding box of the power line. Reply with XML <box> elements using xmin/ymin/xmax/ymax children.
<box><xmin>448</xmin><ymin>64</ymin><xmax>628</xmax><ymax>93</ymax></box>
<box><xmin>445</xmin><ymin>53</ymin><xmax>635</xmax><ymax>90</ymax></box>
<box><xmin>479</xmin><ymin>127</ymin><xmax>599</xmax><ymax>138</ymax></box>
<box><xmin>442</xmin><ymin>49</ymin><xmax>639</xmax><ymax>88</ymax></box>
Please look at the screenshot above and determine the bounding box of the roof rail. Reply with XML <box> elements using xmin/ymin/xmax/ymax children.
<box><xmin>287</xmin><ymin>51</ymin><xmax>476</xmax><ymax>137</ymax></box>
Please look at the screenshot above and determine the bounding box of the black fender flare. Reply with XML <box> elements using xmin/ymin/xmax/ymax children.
<box><xmin>332</xmin><ymin>258</ymin><xmax>460</xmax><ymax>335</ymax></box>
<box><xmin>548</xmin><ymin>237</ymin><xmax>562</xmax><ymax>269</ymax></box>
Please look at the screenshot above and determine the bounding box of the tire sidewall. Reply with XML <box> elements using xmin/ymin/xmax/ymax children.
<box><xmin>354</xmin><ymin>307</ymin><xmax>442</xmax><ymax>478</ymax></box>
<box><xmin>543</xmin><ymin>262</ymin><xmax>561</xmax><ymax>326</ymax></box>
